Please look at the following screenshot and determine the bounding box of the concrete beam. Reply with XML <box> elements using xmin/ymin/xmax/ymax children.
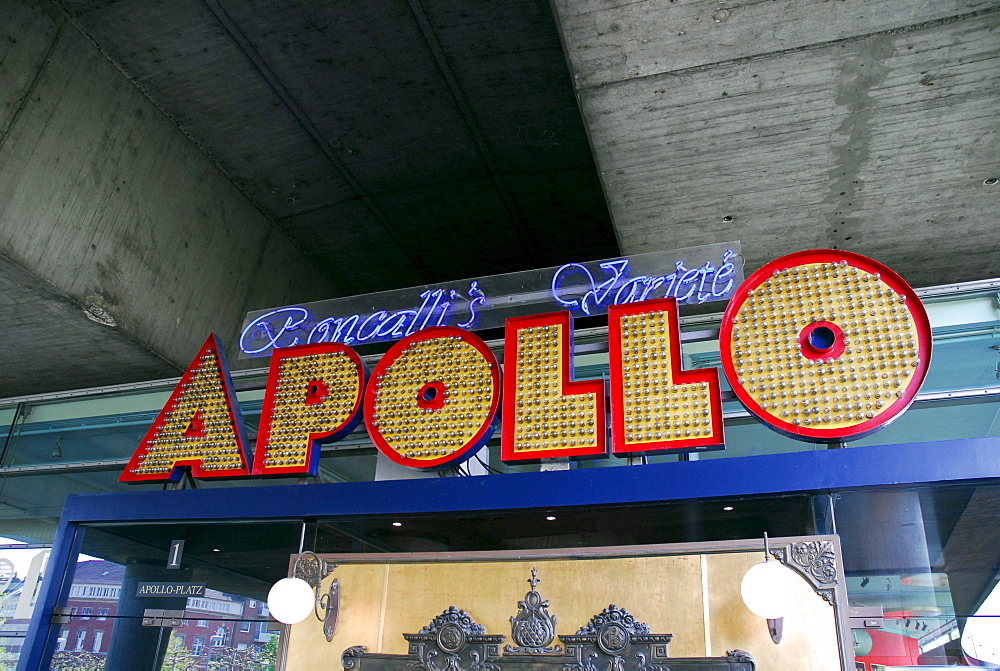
<box><xmin>553</xmin><ymin>0</ymin><xmax>1000</xmax><ymax>287</ymax></box>
<box><xmin>554</xmin><ymin>0</ymin><xmax>993</xmax><ymax>89</ymax></box>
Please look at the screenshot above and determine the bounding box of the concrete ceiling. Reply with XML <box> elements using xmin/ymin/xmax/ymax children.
<box><xmin>56</xmin><ymin>0</ymin><xmax>619</xmax><ymax>296</ymax></box>
<box><xmin>1</xmin><ymin>0</ymin><xmax>998</xmax><ymax>397</ymax></box>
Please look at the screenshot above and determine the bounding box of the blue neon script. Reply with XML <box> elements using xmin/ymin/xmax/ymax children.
<box><xmin>551</xmin><ymin>249</ymin><xmax>737</xmax><ymax>315</ymax></box>
<box><xmin>238</xmin><ymin>243</ymin><xmax>742</xmax><ymax>357</ymax></box>
<box><xmin>240</xmin><ymin>282</ymin><xmax>486</xmax><ymax>356</ymax></box>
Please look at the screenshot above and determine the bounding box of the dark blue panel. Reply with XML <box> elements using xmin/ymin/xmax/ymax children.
<box><xmin>62</xmin><ymin>436</ymin><xmax>1000</xmax><ymax>524</ymax></box>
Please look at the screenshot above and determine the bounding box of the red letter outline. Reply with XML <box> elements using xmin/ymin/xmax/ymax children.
<box><xmin>501</xmin><ymin>311</ymin><xmax>607</xmax><ymax>463</ymax></box>
<box><xmin>609</xmin><ymin>298</ymin><xmax>724</xmax><ymax>456</ymax></box>
<box><xmin>721</xmin><ymin>249</ymin><xmax>931</xmax><ymax>442</ymax></box>
<box><xmin>252</xmin><ymin>342</ymin><xmax>366</xmax><ymax>477</ymax></box>
<box><xmin>120</xmin><ymin>334</ymin><xmax>251</xmax><ymax>482</ymax></box>
<box><xmin>365</xmin><ymin>327</ymin><xmax>501</xmax><ymax>470</ymax></box>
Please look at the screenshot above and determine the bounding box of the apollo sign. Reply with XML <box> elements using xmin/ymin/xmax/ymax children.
<box><xmin>120</xmin><ymin>250</ymin><xmax>931</xmax><ymax>482</ymax></box>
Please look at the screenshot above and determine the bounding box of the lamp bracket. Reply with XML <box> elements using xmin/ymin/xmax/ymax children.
<box><xmin>766</xmin><ymin>617</ymin><xmax>783</xmax><ymax>644</ymax></box>
<box><xmin>293</xmin><ymin>550</ymin><xmax>337</xmax><ymax>589</ymax></box>
<box><xmin>292</xmin><ymin>550</ymin><xmax>340</xmax><ymax>635</ymax></box>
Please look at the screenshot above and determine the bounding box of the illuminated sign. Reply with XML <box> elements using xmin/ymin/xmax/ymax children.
<box><xmin>122</xmin><ymin>335</ymin><xmax>252</xmax><ymax>482</ymax></box>
<box><xmin>366</xmin><ymin>327</ymin><xmax>501</xmax><ymax>469</ymax></box>
<box><xmin>502</xmin><ymin>312</ymin><xmax>608</xmax><ymax>462</ymax></box>
<box><xmin>238</xmin><ymin>242</ymin><xmax>741</xmax><ymax>358</ymax></box>
<box><xmin>608</xmin><ymin>298</ymin><xmax>724</xmax><ymax>455</ymax></box>
<box><xmin>252</xmin><ymin>342</ymin><xmax>366</xmax><ymax>476</ymax></box>
<box><xmin>720</xmin><ymin>250</ymin><xmax>930</xmax><ymax>442</ymax></box>
<box><xmin>121</xmin><ymin>250</ymin><xmax>931</xmax><ymax>483</ymax></box>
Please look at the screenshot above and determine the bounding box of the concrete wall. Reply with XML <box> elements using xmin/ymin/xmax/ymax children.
<box><xmin>0</xmin><ymin>0</ymin><xmax>335</xmax><ymax>395</ymax></box>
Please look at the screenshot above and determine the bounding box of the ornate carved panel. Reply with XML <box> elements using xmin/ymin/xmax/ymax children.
<box><xmin>506</xmin><ymin>567</ymin><xmax>561</xmax><ymax>655</ymax></box>
<box><xmin>770</xmin><ymin>539</ymin><xmax>841</xmax><ymax>600</ymax></box>
<box><xmin>341</xmin><ymin>570</ymin><xmax>754</xmax><ymax>670</ymax></box>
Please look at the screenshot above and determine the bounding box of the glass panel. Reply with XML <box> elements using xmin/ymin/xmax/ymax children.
<box><xmin>0</xmin><ymin>518</ymin><xmax>58</xmax><ymax>547</ymax></box>
<box><xmin>235</xmin><ymin>388</ymin><xmax>264</xmax><ymax>428</ymax></box>
<box><xmin>0</xmin><ymin>472</ymin><xmax>162</xmax><ymax>523</ymax></box>
<box><xmin>0</xmin><ymin>539</ymin><xmax>51</xmax><ymax>665</ymax></box>
<box><xmin>47</xmin><ymin>522</ymin><xmax>299</xmax><ymax>669</ymax></box>
<box><xmin>50</xmin><ymin>613</ymin><xmax>283</xmax><ymax>669</ymax></box>
<box><xmin>852</xmin><ymin>397</ymin><xmax>1000</xmax><ymax>446</ymax></box>
<box><xmin>921</xmin><ymin>332</ymin><xmax>1000</xmax><ymax>392</ymax></box>
<box><xmin>51</xmin><ymin>568</ymin><xmax>283</xmax><ymax>670</ymax></box>
<box><xmin>0</xmin><ymin>406</ymin><xmax>17</xmax><ymax>449</ymax></box>
<box><xmin>318</xmin><ymin>447</ymin><xmax>377</xmax><ymax>483</ymax></box>
<box><xmin>837</xmin><ymin>483</ymin><xmax>1000</xmax><ymax>666</ymax></box>
<box><xmin>693</xmin><ymin>413</ymin><xmax>825</xmax><ymax>460</ymax></box>
<box><xmin>0</xmin><ymin>391</ymin><xmax>170</xmax><ymax>469</ymax></box>
<box><xmin>699</xmin><ymin>394</ymin><xmax>1000</xmax><ymax>461</ymax></box>
<box><xmin>0</xmin><ymin>390</ymin><xmax>262</xmax><ymax>472</ymax></box>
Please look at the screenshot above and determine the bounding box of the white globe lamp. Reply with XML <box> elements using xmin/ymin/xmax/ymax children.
<box><xmin>741</xmin><ymin>559</ymin><xmax>792</xmax><ymax>620</ymax></box>
<box><xmin>267</xmin><ymin>577</ymin><xmax>315</xmax><ymax>625</ymax></box>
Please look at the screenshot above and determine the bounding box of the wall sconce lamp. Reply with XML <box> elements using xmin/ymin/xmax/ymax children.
<box><xmin>267</xmin><ymin>529</ymin><xmax>341</xmax><ymax>640</ymax></box>
<box><xmin>740</xmin><ymin>533</ymin><xmax>792</xmax><ymax>644</ymax></box>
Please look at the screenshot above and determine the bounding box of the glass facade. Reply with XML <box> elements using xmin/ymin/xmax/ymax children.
<box><xmin>47</xmin><ymin>547</ymin><xmax>282</xmax><ymax>670</ymax></box>
<box><xmin>1</xmin><ymin>283</ymin><xmax>998</xmax><ymax>668</ymax></box>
